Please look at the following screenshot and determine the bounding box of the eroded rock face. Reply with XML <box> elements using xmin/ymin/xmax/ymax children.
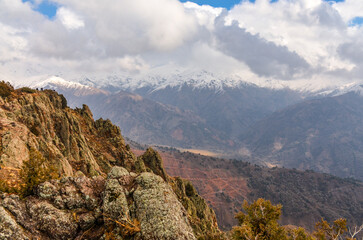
<box><xmin>0</xmin><ymin>90</ymin><xmax>136</xmax><ymax>179</ymax></box>
<box><xmin>0</xmin><ymin>167</ymin><xmax>199</xmax><ymax>240</ymax></box>
<box><xmin>0</xmin><ymin>175</ymin><xmax>105</xmax><ymax>240</ymax></box>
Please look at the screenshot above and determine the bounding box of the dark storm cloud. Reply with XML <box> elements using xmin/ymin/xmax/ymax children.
<box><xmin>214</xmin><ymin>14</ymin><xmax>311</xmax><ymax>79</ymax></box>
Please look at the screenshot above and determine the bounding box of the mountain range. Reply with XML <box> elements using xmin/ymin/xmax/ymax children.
<box><xmin>0</xmin><ymin>83</ymin><xmax>362</xmax><ymax>239</ymax></box>
<box><xmin>29</xmin><ymin>73</ymin><xmax>363</xmax><ymax>181</ymax></box>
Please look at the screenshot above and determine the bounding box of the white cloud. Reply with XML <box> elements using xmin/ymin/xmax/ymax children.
<box><xmin>227</xmin><ymin>0</ymin><xmax>350</xmax><ymax>70</ymax></box>
<box><xmin>0</xmin><ymin>23</ymin><xmax>28</xmax><ymax>62</ymax></box>
<box><xmin>183</xmin><ymin>1</ymin><xmax>223</xmax><ymax>30</ymax></box>
<box><xmin>332</xmin><ymin>0</ymin><xmax>363</xmax><ymax>23</ymax></box>
<box><xmin>0</xmin><ymin>0</ymin><xmax>363</xmax><ymax>89</ymax></box>
<box><xmin>117</xmin><ymin>56</ymin><xmax>149</xmax><ymax>73</ymax></box>
<box><xmin>50</xmin><ymin>0</ymin><xmax>198</xmax><ymax>53</ymax></box>
<box><xmin>56</xmin><ymin>7</ymin><xmax>84</xmax><ymax>30</ymax></box>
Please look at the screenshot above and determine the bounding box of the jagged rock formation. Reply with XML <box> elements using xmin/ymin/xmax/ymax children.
<box><xmin>0</xmin><ymin>86</ymin><xmax>223</xmax><ymax>240</ymax></box>
<box><xmin>0</xmin><ymin>88</ymin><xmax>135</xmax><ymax>177</ymax></box>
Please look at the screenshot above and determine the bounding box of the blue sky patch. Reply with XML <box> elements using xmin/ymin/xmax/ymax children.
<box><xmin>180</xmin><ymin>0</ymin><xmax>345</xmax><ymax>9</ymax></box>
<box><xmin>349</xmin><ymin>17</ymin><xmax>363</xmax><ymax>27</ymax></box>
<box><xmin>22</xmin><ymin>0</ymin><xmax>58</xmax><ymax>19</ymax></box>
<box><xmin>180</xmin><ymin>0</ymin><xmax>243</xmax><ymax>9</ymax></box>
<box><xmin>23</xmin><ymin>0</ymin><xmax>348</xmax><ymax>18</ymax></box>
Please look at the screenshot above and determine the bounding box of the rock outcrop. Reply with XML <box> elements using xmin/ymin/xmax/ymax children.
<box><xmin>0</xmin><ymin>86</ymin><xmax>223</xmax><ymax>240</ymax></box>
<box><xmin>0</xmin><ymin>167</ymin><xmax>199</xmax><ymax>240</ymax></box>
<box><xmin>0</xmin><ymin>88</ymin><xmax>135</xmax><ymax>177</ymax></box>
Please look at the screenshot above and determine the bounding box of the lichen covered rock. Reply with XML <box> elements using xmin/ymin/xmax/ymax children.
<box><xmin>0</xmin><ymin>205</ymin><xmax>29</xmax><ymax>240</ymax></box>
<box><xmin>27</xmin><ymin>200</ymin><xmax>78</xmax><ymax>240</ymax></box>
<box><xmin>134</xmin><ymin>172</ymin><xmax>196</xmax><ymax>240</ymax></box>
<box><xmin>0</xmin><ymin>167</ymin><xmax>214</xmax><ymax>239</ymax></box>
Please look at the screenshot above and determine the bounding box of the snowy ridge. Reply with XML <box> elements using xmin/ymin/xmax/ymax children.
<box><xmin>75</xmin><ymin>70</ymin><xmax>267</xmax><ymax>93</ymax></box>
<box><xmin>330</xmin><ymin>82</ymin><xmax>363</xmax><ymax>96</ymax></box>
<box><xmin>32</xmin><ymin>76</ymin><xmax>94</xmax><ymax>90</ymax></box>
<box><xmin>73</xmin><ymin>69</ymin><xmax>362</xmax><ymax>96</ymax></box>
<box><xmin>30</xmin><ymin>76</ymin><xmax>109</xmax><ymax>97</ymax></box>
<box><xmin>20</xmin><ymin>70</ymin><xmax>363</xmax><ymax>98</ymax></box>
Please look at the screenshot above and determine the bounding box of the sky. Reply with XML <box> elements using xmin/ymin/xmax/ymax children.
<box><xmin>1</xmin><ymin>0</ymin><xmax>363</xmax><ymax>90</ymax></box>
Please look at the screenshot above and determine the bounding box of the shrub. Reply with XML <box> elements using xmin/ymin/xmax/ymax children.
<box><xmin>18</xmin><ymin>87</ymin><xmax>36</xmax><ymax>93</ymax></box>
<box><xmin>314</xmin><ymin>218</ymin><xmax>348</xmax><ymax>240</ymax></box>
<box><xmin>232</xmin><ymin>198</ymin><xmax>362</xmax><ymax>240</ymax></box>
<box><xmin>0</xmin><ymin>81</ymin><xmax>14</xmax><ymax>98</ymax></box>
<box><xmin>233</xmin><ymin>198</ymin><xmax>288</xmax><ymax>240</ymax></box>
<box><xmin>20</xmin><ymin>148</ymin><xmax>59</xmax><ymax>197</ymax></box>
<box><xmin>60</xmin><ymin>94</ymin><xmax>67</xmax><ymax>109</ymax></box>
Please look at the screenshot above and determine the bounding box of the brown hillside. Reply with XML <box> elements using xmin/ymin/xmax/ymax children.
<box><xmin>133</xmin><ymin>146</ymin><xmax>363</xmax><ymax>231</ymax></box>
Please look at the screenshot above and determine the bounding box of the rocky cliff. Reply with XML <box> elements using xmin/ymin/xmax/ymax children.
<box><xmin>0</xmin><ymin>84</ymin><xmax>223</xmax><ymax>240</ymax></box>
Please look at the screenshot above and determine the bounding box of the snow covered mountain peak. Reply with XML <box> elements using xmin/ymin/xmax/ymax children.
<box><xmin>74</xmin><ymin>70</ymin><xmax>260</xmax><ymax>93</ymax></box>
<box><xmin>32</xmin><ymin>76</ymin><xmax>108</xmax><ymax>96</ymax></box>
<box><xmin>16</xmin><ymin>69</ymin><xmax>363</xmax><ymax>98</ymax></box>
<box><xmin>33</xmin><ymin>76</ymin><xmax>92</xmax><ymax>90</ymax></box>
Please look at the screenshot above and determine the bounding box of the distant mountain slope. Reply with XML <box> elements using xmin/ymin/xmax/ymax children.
<box><xmin>87</xmin><ymin>91</ymin><xmax>234</xmax><ymax>149</ymax></box>
<box><xmin>35</xmin><ymin>75</ymin><xmax>304</xmax><ymax>150</ymax></box>
<box><xmin>133</xmin><ymin>84</ymin><xmax>304</xmax><ymax>139</ymax></box>
<box><xmin>240</xmin><ymin>91</ymin><xmax>363</xmax><ymax>180</ymax></box>
<box><xmin>130</xmin><ymin>145</ymin><xmax>363</xmax><ymax>232</ymax></box>
<box><xmin>38</xmin><ymin>79</ymin><xmax>234</xmax><ymax>150</ymax></box>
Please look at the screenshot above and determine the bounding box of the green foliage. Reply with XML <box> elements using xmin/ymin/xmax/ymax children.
<box><xmin>185</xmin><ymin>181</ymin><xmax>197</xmax><ymax>197</ymax></box>
<box><xmin>287</xmin><ymin>228</ymin><xmax>315</xmax><ymax>240</ymax></box>
<box><xmin>60</xmin><ymin>94</ymin><xmax>67</xmax><ymax>109</ymax></box>
<box><xmin>139</xmin><ymin>147</ymin><xmax>168</xmax><ymax>181</ymax></box>
<box><xmin>313</xmin><ymin>218</ymin><xmax>353</xmax><ymax>240</ymax></box>
<box><xmin>0</xmin><ymin>81</ymin><xmax>14</xmax><ymax>98</ymax></box>
<box><xmin>18</xmin><ymin>87</ymin><xmax>36</xmax><ymax>93</ymax></box>
<box><xmin>233</xmin><ymin>198</ymin><xmax>287</xmax><ymax>240</ymax></box>
<box><xmin>232</xmin><ymin>198</ymin><xmax>362</xmax><ymax>240</ymax></box>
<box><xmin>20</xmin><ymin>148</ymin><xmax>59</xmax><ymax>197</ymax></box>
<box><xmin>0</xmin><ymin>149</ymin><xmax>59</xmax><ymax>197</ymax></box>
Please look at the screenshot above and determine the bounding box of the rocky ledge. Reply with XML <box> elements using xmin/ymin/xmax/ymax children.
<box><xmin>0</xmin><ymin>166</ymin><xmax>197</xmax><ymax>240</ymax></box>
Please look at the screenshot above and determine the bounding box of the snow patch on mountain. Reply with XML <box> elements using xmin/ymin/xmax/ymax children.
<box><xmin>14</xmin><ymin>69</ymin><xmax>363</xmax><ymax>98</ymax></box>
<box><xmin>76</xmin><ymin>70</ymin><xmax>359</xmax><ymax>97</ymax></box>
<box><xmin>329</xmin><ymin>82</ymin><xmax>363</xmax><ymax>96</ymax></box>
<box><xmin>32</xmin><ymin>76</ymin><xmax>92</xmax><ymax>90</ymax></box>
<box><xmin>31</xmin><ymin>76</ymin><xmax>109</xmax><ymax>96</ymax></box>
